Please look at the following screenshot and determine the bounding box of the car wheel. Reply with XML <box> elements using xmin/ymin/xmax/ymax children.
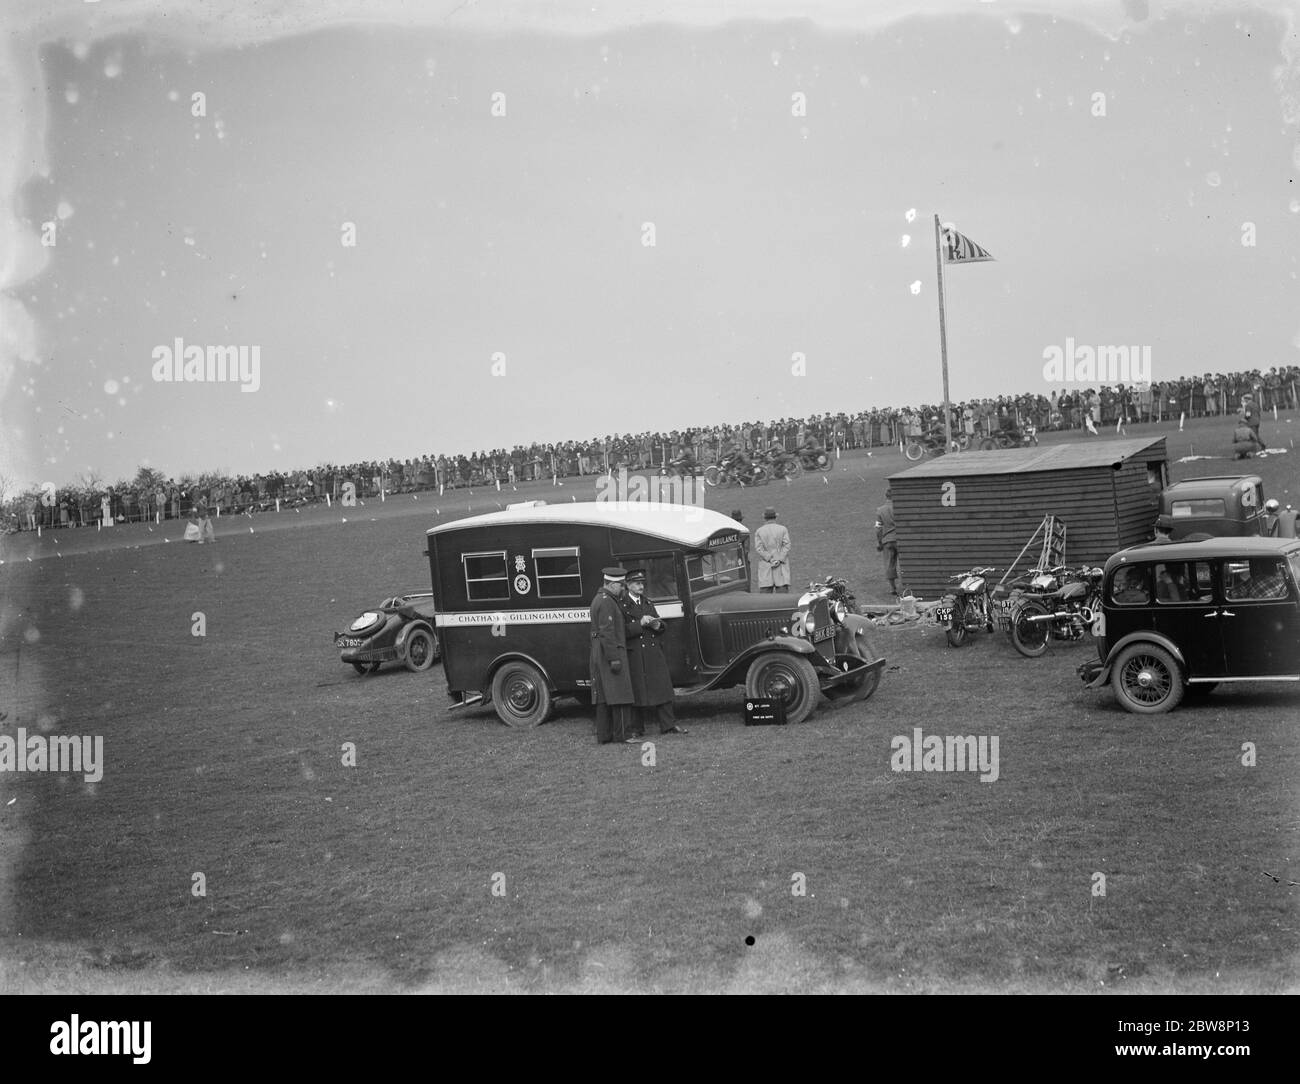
<box><xmin>403</xmin><ymin>627</ymin><xmax>439</xmax><ymax>672</ymax></box>
<box><xmin>1111</xmin><ymin>644</ymin><xmax>1184</xmax><ymax>714</ymax></box>
<box><xmin>744</xmin><ymin>653</ymin><xmax>820</xmax><ymax>724</ymax></box>
<box><xmin>491</xmin><ymin>660</ymin><xmax>553</xmax><ymax>727</ymax></box>
<box><xmin>904</xmin><ymin>442</ymin><xmax>924</xmax><ymax>461</ymax></box>
<box><xmin>1010</xmin><ymin>600</ymin><xmax>1051</xmax><ymax>658</ymax></box>
<box><xmin>703</xmin><ymin>465</ymin><xmax>723</xmax><ymax>488</ymax></box>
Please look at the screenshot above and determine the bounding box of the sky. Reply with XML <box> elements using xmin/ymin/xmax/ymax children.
<box><xmin>0</xmin><ymin>0</ymin><xmax>1297</xmax><ymax>486</ymax></box>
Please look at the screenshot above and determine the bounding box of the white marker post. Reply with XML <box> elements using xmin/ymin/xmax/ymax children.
<box><xmin>1179</xmin><ymin>412</ymin><xmax>1185</xmax><ymax>432</ymax></box>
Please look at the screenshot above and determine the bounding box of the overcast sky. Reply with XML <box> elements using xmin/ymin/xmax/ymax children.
<box><xmin>1</xmin><ymin>1</ymin><xmax>1297</xmax><ymax>485</ymax></box>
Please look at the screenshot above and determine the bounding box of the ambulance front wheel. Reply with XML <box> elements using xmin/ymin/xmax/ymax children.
<box><xmin>491</xmin><ymin>660</ymin><xmax>553</xmax><ymax>727</ymax></box>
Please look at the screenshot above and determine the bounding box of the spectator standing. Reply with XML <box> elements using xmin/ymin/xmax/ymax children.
<box><xmin>754</xmin><ymin>507</ymin><xmax>791</xmax><ymax>594</ymax></box>
<box><xmin>875</xmin><ymin>489</ymin><xmax>900</xmax><ymax>597</ymax></box>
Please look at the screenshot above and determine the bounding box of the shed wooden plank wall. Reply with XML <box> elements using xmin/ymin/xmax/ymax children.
<box><xmin>892</xmin><ymin>460</ymin><xmax>1163</xmax><ymax>597</ymax></box>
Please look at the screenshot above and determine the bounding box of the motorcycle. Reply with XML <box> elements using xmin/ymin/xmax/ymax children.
<box><xmin>936</xmin><ymin>567</ymin><xmax>998</xmax><ymax>648</ymax></box>
<box><xmin>797</xmin><ymin>447</ymin><xmax>833</xmax><ymax>471</ymax></box>
<box><xmin>759</xmin><ymin>448</ymin><xmax>802</xmax><ymax>480</ymax></box>
<box><xmin>703</xmin><ymin>455</ymin><xmax>769</xmax><ymax>488</ymax></box>
<box><xmin>904</xmin><ymin>430</ymin><xmax>961</xmax><ymax>461</ymax></box>
<box><xmin>789</xmin><ymin>576</ymin><xmax>882</xmax><ymax>703</ymax></box>
<box><xmin>659</xmin><ymin>455</ymin><xmax>703</xmax><ymax>478</ymax></box>
<box><xmin>1008</xmin><ymin>566</ymin><xmax>1104</xmax><ymax>658</ymax></box>
<box><xmin>979</xmin><ymin>424</ymin><xmax>1039</xmax><ymax>451</ymax></box>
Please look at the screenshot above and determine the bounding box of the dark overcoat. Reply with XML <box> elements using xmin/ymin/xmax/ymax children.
<box><xmin>589</xmin><ymin>587</ymin><xmax>635</xmax><ymax>705</ymax></box>
<box><xmin>618</xmin><ymin>592</ymin><xmax>675</xmax><ymax>706</ymax></box>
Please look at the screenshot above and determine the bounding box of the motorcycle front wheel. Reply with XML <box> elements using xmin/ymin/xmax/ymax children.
<box><xmin>703</xmin><ymin>465</ymin><xmax>723</xmax><ymax>487</ymax></box>
<box><xmin>747</xmin><ymin>466</ymin><xmax>769</xmax><ymax>486</ymax></box>
<box><xmin>781</xmin><ymin>460</ymin><xmax>802</xmax><ymax>480</ymax></box>
<box><xmin>1011</xmin><ymin>599</ymin><xmax>1051</xmax><ymax>658</ymax></box>
<box><xmin>904</xmin><ymin>441</ymin><xmax>924</xmax><ymax>461</ymax></box>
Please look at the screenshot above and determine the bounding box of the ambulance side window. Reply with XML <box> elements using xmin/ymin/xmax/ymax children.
<box><xmin>533</xmin><ymin>547</ymin><xmax>583</xmax><ymax>598</ymax></box>
<box><xmin>464</xmin><ymin>551</ymin><xmax>510</xmax><ymax>601</ymax></box>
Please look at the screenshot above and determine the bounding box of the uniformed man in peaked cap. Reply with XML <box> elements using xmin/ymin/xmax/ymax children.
<box><xmin>618</xmin><ymin>569</ymin><xmax>686</xmax><ymax>737</ymax></box>
<box><xmin>590</xmin><ymin>567</ymin><xmax>639</xmax><ymax>744</ymax></box>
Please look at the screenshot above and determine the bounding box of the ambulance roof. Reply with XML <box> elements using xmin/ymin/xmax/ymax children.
<box><xmin>426</xmin><ymin>501</ymin><xmax>748</xmax><ymax>549</ymax></box>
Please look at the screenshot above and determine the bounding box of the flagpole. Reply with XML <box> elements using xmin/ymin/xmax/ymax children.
<box><xmin>933</xmin><ymin>214</ymin><xmax>953</xmax><ymax>454</ymax></box>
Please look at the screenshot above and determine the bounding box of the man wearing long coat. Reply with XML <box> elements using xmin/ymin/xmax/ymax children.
<box><xmin>754</xmin><ymin>507</ymin><xmax>792</xmax><ymax>592</ymax></box>
<box><xmin>618</xmin><ymin>569</ymin><xmax>686</xmax><ymax>736</ymax></box>
<box><xmin>590</xmin><ymin>568</ymin><xmax>638</xmax><ymax>744</ymax></box>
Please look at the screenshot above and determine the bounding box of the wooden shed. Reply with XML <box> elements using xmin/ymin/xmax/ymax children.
<box><xmin>888</xmin><ymin>438</ymin><xmax>1168</xmax><ymax>597</ymax></box>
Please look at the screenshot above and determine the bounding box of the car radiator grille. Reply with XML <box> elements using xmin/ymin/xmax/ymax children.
<box><xmin>724</xmin><ymin>618</ymin><xmax>782</xmax><ymax>655</ymax></box>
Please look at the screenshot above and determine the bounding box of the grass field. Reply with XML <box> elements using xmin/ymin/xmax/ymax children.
<box><xmin>1</xmin><ymin>415</ymin><xmax>1297</xmax><ymax>993</ymax></box>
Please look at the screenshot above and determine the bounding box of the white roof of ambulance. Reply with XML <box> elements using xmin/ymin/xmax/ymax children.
<box><xmin>426</xmin><ymin>501</ymin><xmax>748</xmax><ymax>550</ymax></box>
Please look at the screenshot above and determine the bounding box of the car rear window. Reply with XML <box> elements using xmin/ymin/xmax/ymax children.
<box><xmin>1171</xmin><ymin>499</ymin><xmax>1226</xmax><ymax>518</ymax></box>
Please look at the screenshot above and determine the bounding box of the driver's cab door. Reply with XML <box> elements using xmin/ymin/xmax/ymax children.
<box><xmin>622</xmin><ymin>553</ymin><xmax>695</xmax><ymax>685</ymax></box>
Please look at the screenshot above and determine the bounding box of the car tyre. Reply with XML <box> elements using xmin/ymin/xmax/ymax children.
<box><xmin>403</xmin><ymin>627</ymin><xmax>439</xmax><ymax>672</ymax></box>
<box><xmin>744</xmin><ymin>653</ymin><xmax>820</xmax><ymax>724</ymax></box>
<box><xmin>1111</xmin><ymin>643</ymin><xmax>1184</xmax><ymax>714</ymax></box>
<box><xmin>1010</xmin><ymin>599</ymin><xmax>1051</xmax><ymax>658</ymax></box>
<box><xmin>491</xmin><ymin>660</ymin><xmax>553</xmax><ymax>727</ymax></box>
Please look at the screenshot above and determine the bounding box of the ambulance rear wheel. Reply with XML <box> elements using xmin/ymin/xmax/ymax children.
<box><xmin>491</xmin><ymin>661</ymin><xmax>553</xmax><ymax>727</ymax></box>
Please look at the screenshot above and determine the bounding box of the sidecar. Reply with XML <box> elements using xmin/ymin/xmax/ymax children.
<box><xmin>334</xmin><ymin>592</ymin><xmax>441</xmax><ymax>674</ymax></box>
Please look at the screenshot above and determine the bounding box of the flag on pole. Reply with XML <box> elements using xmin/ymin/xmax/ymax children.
<box><xmin>942</xmin><ymin>224</ymin><xmax>995</xmax><ymax>264</ymax></box>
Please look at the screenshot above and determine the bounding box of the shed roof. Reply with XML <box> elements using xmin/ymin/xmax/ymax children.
<box><xmin>426</xmin><ymin>501</ymin><xmax>748</xmax><ymax>549</ymax></box>
<box><xmin>890</xmin><ymin>438</ymin><xmax>1166</xmax><ymax>479</ymax></box>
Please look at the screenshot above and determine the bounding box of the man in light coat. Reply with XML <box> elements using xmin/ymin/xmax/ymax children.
<box><xmin>754</xmin><ymin>507</ymin><xmax>791</xmax><ymax>593</ymax></box>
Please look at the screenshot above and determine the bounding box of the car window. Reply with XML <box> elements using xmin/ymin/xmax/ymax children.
<box><xmin>1171</xmin><ymin>498</ymin><xmax>1225</xmax><ymax>518</ymax></box>
<box><xmin>624</xmin><ymin>555</ymin><xmax>679</xmax><ymax>601</ymax></box>
<box><xmin>1154</xmin><ymin>561</ymin><xmax>1214</xmax><ymax>604</ymax></box>
<box><xmin>1110</xmin><ymin>565</ymin><xmax>1150</xmax><ymax>605</ymax></box>
<box><xmin>1289</xmin><ymin>552</ymin><xmax>1300</xmax><ymax>593</ymax></box>
<box><xmin>1224</xmin><ymin>557</ymin><xmax>1289</xmax><ymax>601</ymax></box>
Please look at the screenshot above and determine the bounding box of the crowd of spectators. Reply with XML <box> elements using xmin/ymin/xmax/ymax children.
<box><xmin>5</xmin><ymin>366</ymin><xmax>1296</xmax><ymax>533</ymax></box>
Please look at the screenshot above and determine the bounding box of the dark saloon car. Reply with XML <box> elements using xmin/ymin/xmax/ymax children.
<box><xmin>334</xmin><ymin>592</ymin><xmax>441</xmax><ymax>675</ymax></box>
<box><xmin>1079</xmin><ymin>537</ymin><xmax>1300</xmax><ymax>713</ymax></box>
